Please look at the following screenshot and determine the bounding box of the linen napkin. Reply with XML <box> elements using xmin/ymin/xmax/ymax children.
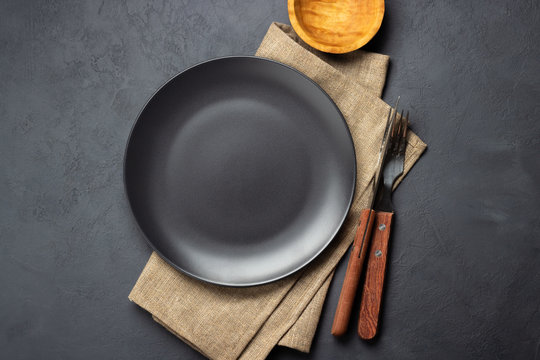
<box><xmin>129</xmin><ymin>22</ymin><xmax>427</xmax><ymax>360</ymax></box>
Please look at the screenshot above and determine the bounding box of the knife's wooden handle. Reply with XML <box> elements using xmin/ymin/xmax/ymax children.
<box><xmin>358</xmin><ymin>211</ymin><xmax>394</xmax><ymax>339</ymax></box>
<box><xmin>331</xmin><ymin>209</ymin><xmax>375</xmax><ymax>336</ymax></box>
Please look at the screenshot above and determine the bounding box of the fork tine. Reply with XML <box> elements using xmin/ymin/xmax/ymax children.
<box><xmin>392</xmin><ymin>109</ymin><xmax>403</xmax><ymax>154</ymax></box>
<box><xmin>389</xmin><ymin>107</ymin><xmax>400</xmax><ymax>151</ymax></box>
<box><xmin>403</xmin><ymin>111</ymin><xmax>409</xmax><ymax>138</ymax></box>
<box><xmin>398</xmin><ymin>111</ymin><xmax>408</xmax><ymax>156</ymax></box>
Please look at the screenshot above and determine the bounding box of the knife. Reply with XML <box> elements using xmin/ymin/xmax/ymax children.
<box><xmin>331</xmin><ymin>98</ymin><xmax>400</xmax><ymax>336</ymax></box>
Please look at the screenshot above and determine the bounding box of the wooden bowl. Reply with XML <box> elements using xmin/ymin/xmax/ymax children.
<box><xmin>288</xmin><ymin>0</ymin><xmax>385</xmax><ymax>54</ymax></box>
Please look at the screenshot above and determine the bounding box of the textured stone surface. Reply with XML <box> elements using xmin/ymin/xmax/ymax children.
<box><xmin>0</xmin><ymin>0</ymin><xmax>539</xmax><ymax>359</ymax></box>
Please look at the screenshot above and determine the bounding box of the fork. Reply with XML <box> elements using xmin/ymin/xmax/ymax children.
<box><xmin>357</xmin><ymin>109</ymin><xmax>408</xmax><ymax>339</ymax></box>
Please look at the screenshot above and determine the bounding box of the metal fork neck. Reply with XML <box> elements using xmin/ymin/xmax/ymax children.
<box><xmin>376</xmin><ymin>182</ymin><xmax>394</xmax><ymax>212</ymax></box>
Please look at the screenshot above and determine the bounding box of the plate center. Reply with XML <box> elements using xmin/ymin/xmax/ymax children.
<box><xmin>166</xmin><ymin>98</ymin><xmax>312</xmax><ymax>245</ymax></box>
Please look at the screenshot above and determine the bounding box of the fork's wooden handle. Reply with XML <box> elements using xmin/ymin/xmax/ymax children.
<box><xmin>358</xmin><ymin>211</ymin><xmax>394</xmax><ymax>339</ymax></box>
<box><xmin>331</xmin><ymin>209</ymin><xmax>375</xmax><ymax>336</ymax></box>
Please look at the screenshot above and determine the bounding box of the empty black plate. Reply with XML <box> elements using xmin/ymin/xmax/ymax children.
<box><xmin>124</xmin><ymin>56</ymin><xmax>356</xmax><ymax>286</ymax></box>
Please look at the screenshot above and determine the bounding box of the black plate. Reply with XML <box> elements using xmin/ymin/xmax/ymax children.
<box><xmin>124</xmin><ymin>56</ymin><xmax>356</xmax><ymax>286</ymax></box>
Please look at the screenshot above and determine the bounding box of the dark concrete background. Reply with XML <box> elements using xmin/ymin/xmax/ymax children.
<box><xmin>1</xmin><ymin>0</ymin><xmax>539</xmax><ymax>359</ymax></box>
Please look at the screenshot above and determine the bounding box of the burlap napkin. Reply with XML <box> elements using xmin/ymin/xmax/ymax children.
<box><xmin>129</xmin><ymin>22</ymin><xmax>427</xmax><ymax>360</ymax></box>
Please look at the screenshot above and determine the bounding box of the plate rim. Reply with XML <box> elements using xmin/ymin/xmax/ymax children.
<box><xmin>123</xmin><ymin>55</ymin><xmax>356</xmax><ymax>286</ymax></box>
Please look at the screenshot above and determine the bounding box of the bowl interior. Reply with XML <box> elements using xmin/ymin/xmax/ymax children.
<box><xmin>290</xmin><ymin>0</ymin><xmax>384</xmax><ymax>53</ymax></box>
